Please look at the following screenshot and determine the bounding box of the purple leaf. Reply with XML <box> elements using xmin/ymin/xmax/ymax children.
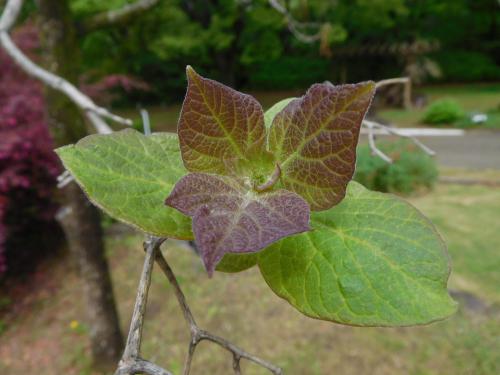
<box><xmin>165</xmin><ymin>173</ymin><xmax>310</xmax><ymax>275</ymax></box>
<box><xmin>177</xmin><ymin>67</ymin><xmax>266</xmax><ymax>176</ymax></box>
<box><xmin>269</xmin><ymin>81</ymin><xmax>375</xmax><ymax>211</ymax></box>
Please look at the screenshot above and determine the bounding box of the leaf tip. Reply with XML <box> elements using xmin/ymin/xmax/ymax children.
<box><xmin>186</xmin><ymin>65</ymin><xmax>198</xmax><ymax>81</ymax></box>
<box><xmin>54</xmin><ymin>144</ymin><xmax>72</xmax><ymax>157</ymax></box>
<box><xmin>164</xmin><ymin>195</ymin><xmax>173</xmax><ymax>208</ymax></box>
<box><xmin>364</xmin><ymin>80</ymin><xmax>377</xmax><ymax>94</ymax></box>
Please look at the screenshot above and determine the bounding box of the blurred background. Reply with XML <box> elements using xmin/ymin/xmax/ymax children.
<box><xmin>0</xmin><ymin>0</ymin><xmax>499</xmax><ymax>374</ymax></box>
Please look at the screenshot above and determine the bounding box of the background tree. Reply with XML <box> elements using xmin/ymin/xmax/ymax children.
<box><xmin>68</xmin><ymin>0</ymin><xmax>498</xmax><ymax>102</ymax></box>
<box><xmin>1</xmin><ymin>0</ymin><xmax>160</xmax><ymax>370</ymax></box>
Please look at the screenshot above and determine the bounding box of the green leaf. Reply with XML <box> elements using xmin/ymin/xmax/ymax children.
<box><xmin>264</xmin><ymin>98</ymin><xmax>295</xmax><ymax>130</ymax></box>
<box><xmin>56</xmin><ymin>129</ymin><xmax>193</xmax><ymax>239</ymax></box>
<box><xmin>269</xmin><ymin>82</ymin><xmax>375</xmax><ymax>211</ymax></box>
<box><xmin>178</xmin><ymin>66</ymin><xmax>266</xmax><ymax>176</ymax></box>
<box><xmin>165</xmin><ymin>173</ymin><xmax>310</xmax><ymax>275</ymax></box>
<box><xmin>216</xmin><ymin>252</ymin><xmax>259</xmax><ymax>273</ymax></box>
<box><xmin>258</xmin><ymin>182</ymin><xmax>457</xmax><ymax>326</ymax></box>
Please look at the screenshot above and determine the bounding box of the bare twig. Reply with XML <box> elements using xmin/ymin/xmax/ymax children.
<box><xmin>116</xmin><ymin>236</ymin><xmax>283</xmax><ymax>375</ymax></box>
<box><xmin>114</xmin><ymin>236</ymin><xmax>171</xmax><ymax>375</ymax></box>
<box><xmin>268</xmin><ymin>0</ymin><xmax>321</xmax><ymax>43</ymax></box>
<box><xmin>0</xmin><ymin>0</ymin><xmax>22</xmax><ymax>30</ymax></box>
<box><xmin>116</xmin><ymin>358</ymin><xmax>172</xmax><ymax>375</ymax></box>
<box><xmin>364</xmin><ymin>121</ymin><xmax>393</xmax><ymax>163</ymax></box>
<box><xmin>375</xmin><ymin>77</ymin><xmax>411</xmax><ymax>89</ymax></box>
<box><xmin>376</xmin><ymin>77</ymin><xmax>412</xmax><ymax>109</ymax></box>
<box><xmin>57</xmin><ymin>170</ymin><xmax>74</xmax><ymax>188</ymax></box>
<box><xmin>154</xmin><ymin>249</ymin><xmax>283</xmax><ymax>375</ymax></box>
<box><xmin>361</xmin><ymin>127</ymin><xmax>464</xmax><ymax>137</ymax></box>
<box><xmin>362</xmin><ymin>119</ymin><xmax>436</xmax><ymax>163</ymax></box>
<box><xmin>141</xmin><ymin>109</ymin><xmax>152</xmax><ymax>136</ymax></box>
<box><xmin>81</xmin><ymin>0</ymin><xmax>160</xmax><ymax>33</ymax></box>
<box><xmin>126</xmin><ymin>236</ymin><xmax>166</xmax><ymax>359</ymax></box>
<box><xmin>0</xmin><ymin>0</ymin><xmax>139</xmax><ymax>190</ymax></box>
<box><xmin>0</xmin><ymin>0</ymin><xmax>133</xmax><ymax>134</ymax></box>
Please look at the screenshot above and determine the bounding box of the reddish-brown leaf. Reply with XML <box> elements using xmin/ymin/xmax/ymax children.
<box><xmin>269</xmin><ymin>82</ymin><xmax>375</xmax><ymax>211</ymax></box>
<box><xmin>165</xmin><ymin>173</ymin><xmax>310</xmax><ymax>275</ymax></box>
<box><xmin>178</xmin><ymin>66</ymin><xmax>266</xmax><ymax>175</ymax></box>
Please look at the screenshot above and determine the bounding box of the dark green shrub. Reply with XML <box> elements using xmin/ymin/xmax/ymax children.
<box><xmin>246</xmin><ymin>56</ymin><xmax>330</xmax><ymax>90</ymax></box>
<box><xmin>432</xmin><ymin>51</ymin><xmax>500</xmax><ymax>82</ymax></box>
<box><xmin>354</xmin><ymin>141</ymin><xmax>438</xmax><ymax>195</ymax></box>
<box><xmin>422</xmin><ymin>99</ymin><xmax>465</xmax><ymax>125</ymax></box>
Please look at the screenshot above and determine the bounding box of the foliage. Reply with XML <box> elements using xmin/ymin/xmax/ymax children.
<box><xmin>432</xmin><ymin>50</ymin><xmax>500</xmax><ymax>82</ymax></box>
<box><xmin>80</xmin><ymin>74</ymin><xmax>150</xmax><ymax>106</ymax></box>
<box><xmin>56</xmin><ymin>131</ymin><xmax>192</xmax><ymax>239</ymax></box>
<box><xmin>354</xmin><ymin>141</ymin><xmax>438</xmax><ymax>194</ymax></box>
<box><xmin>0</xmin><ymin>25</ymin><xmax>60</xmax><ymax>277</ymax></box>
<box><xmin>66</xmin><ymin>0</ymin><xmax>499</xmax><ymax>101</ymax></box>
<box><xmin>422</xmin><ymin>99</ymin><xmax>465</xmax><ymax>125</ymax></box>
<box><xmin>377</xmin><ymin>83</ymin><xmax>500</xmax><ymax>129</ymax></box>
<box><xmin>57</xmin><ymin>69</ymin><xmax>456</xmax><ymax>327</ymax></box>
<box><xmin>258</xmin><ymin>181</ymin><xmax>454</xmax><ymax>326</ymax></box>
<box><xmin>246</xmin><ymin>57</ymin><xmax>330</xmax><ymax>90</ymax></box>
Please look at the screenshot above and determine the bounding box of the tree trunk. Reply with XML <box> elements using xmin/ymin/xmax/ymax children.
<box><xmin>35</xmin><ymin>0</ymin><xmax>123</xmax><ymax>370</ymax></box>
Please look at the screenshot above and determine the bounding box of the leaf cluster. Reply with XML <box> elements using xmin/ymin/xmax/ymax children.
<box><xmin>56</xmin><ymin>69</ymin><xmax>456</xmax><ymax>327</ymax></box>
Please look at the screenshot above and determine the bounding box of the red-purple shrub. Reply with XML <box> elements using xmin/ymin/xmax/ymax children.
<box><xmin>0</xmin><ymin>24</ymin><xmax>61</xmax><ymax>277</ymax></box>
<box><xmin>0</xmin><ymin>24</ymin><xmax>148</xmax><ymax>277</ymax></box>
<box><xmin>80</xmin><ymin>73</ymin><xmax>150</xmax><ymax>106</ymax></box>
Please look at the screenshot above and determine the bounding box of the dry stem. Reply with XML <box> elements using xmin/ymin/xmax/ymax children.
<box><xmin>115</xmin><ymin>237</ymin><xmax>283</xmax><ymax>375</ymax></box>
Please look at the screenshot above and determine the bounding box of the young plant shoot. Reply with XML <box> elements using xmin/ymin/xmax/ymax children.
<box><xmin>56</xmin><ymin>67</ymin><xmax>456</xmax><ymax>327</ymax></box>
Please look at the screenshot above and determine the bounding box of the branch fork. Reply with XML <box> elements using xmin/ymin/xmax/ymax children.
<box><xmin>115</xmin><ymin>236</ymin><xmax>283</xmax><ymax>375</ymax></box>
<box><xmin>362</xmin><ymin>119</ymin><xmax>436</xmax><ymax>164</ymax></box>
<box><xmin>0</xmin><ymin>0</ymin><xmax>135</xmax><ymax>136</ymax></box>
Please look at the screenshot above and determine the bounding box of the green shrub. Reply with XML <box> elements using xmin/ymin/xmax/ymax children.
<box><xmin>432</xmin><ymin>51</ymin><xmax>500</xmax><ymax>82</ymax></box>
<box><xmin>422</xmin><ymin>99</ymin><xmax>465</xmax><ymax>125</ymax></box>
<box><xmin>246</xmin><ymin>56</ymin><xmax>330</xmax><ymax>90</ymax></box>
<box><xmin>354</xmin><ymin>141</ymin><xmax>438</xmax><ymax>195</ymax></box>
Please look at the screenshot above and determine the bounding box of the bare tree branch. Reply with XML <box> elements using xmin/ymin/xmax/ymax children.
<box><xmin>268</xmin><ymin>0</ymin><xmax>321</xmax><ymax>43</ymax></box>
<box><xmin>116</xmin><ymin>236</ymin><xmax>283</xmax><ymax>375</ymax></box>
<box><xmin>154</xmin><ymin>249</ymin><xmax>283</xmax><ymax>375</ymax></box>
<box><xmin>125</xmin><ymin>236</ymin><xmax>166</xmax><ymax>360</ymax></box>
<box><xmin>364</xmin><ymin>120</ymin><xmax>394</xmax><ymax>163</ymax></box>
<box><xmin>362</xmin><ymin>119</ymin><xmax>436</xmax><ymax>164</ymax></box>
<box><xmin>360</xmin><ymin>76</ymin><xmax>437</xmax><ymax>163</ymax></box>
<box><xmin>114</xmin><ymin>236</ymin><xmax>172</xmax><ymax>375</ymax></box>
<box><xmin>0</xmin><ymin>0</ymin><xmax>133</xmax><ymax>134</ymax></box>
<box><xmin>376</xmin><ymin>77</ymin><xmax>412</xmax><ymax>109</ymax></box>
<box><xmin>81</xmin><ymin>0</ymin><xmax>160</xmax><ymax>33</ymax></box>
<box><xmin>116</xmin><ymin>358</ymin><xmax>173</xmax><ymax>375</ymax></box>
<box><xmin>0</xmin><ymin>0</ymin><xmax>23</xmax><ymax>30</ymax></box>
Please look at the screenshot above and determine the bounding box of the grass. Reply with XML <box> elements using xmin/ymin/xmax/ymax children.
<box><xmin>115</xmin><ymin>89</ymin><xmax>304</xmax><ymax>133</ymax></box>
<box><xmin>378</xmin><ymin>83</ymin><xmax>500</xmax><ymax>129</ymax></box>
<box><xmin>1</xmin><ymin>182</ymin><xmax>499</xmax><ymax>375</ymax></box>
<box><xmin>115</xmin><ymin>83</ymin><xmax>500</xmax><ymax>132</ymax></box>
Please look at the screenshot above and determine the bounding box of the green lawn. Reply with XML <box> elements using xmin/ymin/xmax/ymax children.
<box><xmin>378</xmin><ymin>83</ymin><xmax>500</xmax><ymax>129</ymax></box>
<box><xmin>1</xmin><ymin>181</ymin><xmax>499</xmax><ymax>375</ymax></box>
<box><xmin>115</xmin><ymin>89</ymin><xmax>305</xmax><ymax>133</ymax></box>
<box><xmin>116</xmin><ymin>83</ymin><xmax>500</xmax><ymax>132</ymax></box>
